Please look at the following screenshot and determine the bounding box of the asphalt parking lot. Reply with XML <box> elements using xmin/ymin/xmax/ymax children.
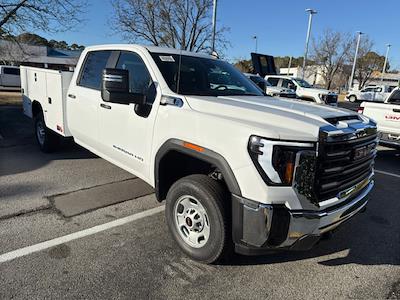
<box><xmin>0</xmin><ymin>96</ymin><xmax>399</xmax><ymax>299</ymax></box>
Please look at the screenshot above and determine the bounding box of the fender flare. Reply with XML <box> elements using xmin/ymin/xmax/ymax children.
<box><xmin>154</xmin><ymin>138</ymin><xmax>241</xmax><ymax>200</ymax></box>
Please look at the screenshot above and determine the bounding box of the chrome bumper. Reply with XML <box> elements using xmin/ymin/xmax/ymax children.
<box><xmin>232</xmin><ymin>179</ymin><xmax>373</xmax><ymax>255</ymax></box>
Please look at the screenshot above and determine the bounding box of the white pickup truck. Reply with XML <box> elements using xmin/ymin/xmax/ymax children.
<box><xmin>359</xmin><ymin>87</ymin><xmax>400</xmax><ymax>148</ymax></box>
<box><xmin>347</xmin><ymin>85</ymin><xmax>394</xmax><ymax>103</ymax></box>
<box><xmin>264</xmin><ymin>75</ymin><xmax>338</xmax><ymax>106</ymax></box>
<box><xmin>21</xmin><ymin>44</ymin><xmax>377</xmax><ymax>263</ymax></box>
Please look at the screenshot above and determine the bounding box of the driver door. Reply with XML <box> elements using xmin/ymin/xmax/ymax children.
<box><xmin>98</xmin><ymin>50</ymin><xmax>159</xmax><ymax>179</ymax></box>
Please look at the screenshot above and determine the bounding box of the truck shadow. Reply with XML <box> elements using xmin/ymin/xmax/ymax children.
<box><xmin>0</xmin><ymin>103</ymin><xmax>97</xmax><ymax>176</ymax></box>
<box><xmin>0</xmin><ymin>142</ymin><xmax>97</xmax><ymax>176</ymax></box>
<box><xmin>224</xmin><ymin>176</ymin><xmax>399</xmax><ymax>267</ymax></box>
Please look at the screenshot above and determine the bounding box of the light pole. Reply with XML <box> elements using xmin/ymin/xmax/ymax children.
<box><xmin>287</xmin><ymin>56</ymin><xmax>292</xmax><ymax>75</ymax></box>
<box><xmin>302</xmin><ymin>8</ymin><xmax>317</xmax><ymax>79</ymax></box>
<box><xmin>349</xmin><ymin>31</ymin><xmax>363</xmax><ymax>90</ymax></box>
<box><xmin>381</xmin><ymin>44</ymin><xmax>391</xmax><ymax>81</ymax></box>
<box><xmin>253</xmin><ymin>36</ymin><xmax>258</xmax><ymax>53</ymax></box>
<box><xmin>211</xmin><ymin>0</ymin><xmax>217</xmax><ymax>53</ymax></box>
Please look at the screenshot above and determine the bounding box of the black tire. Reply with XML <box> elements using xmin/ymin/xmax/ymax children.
<box><xmin>33</xmin><ymin>111</ymin><xmax>59</xmax><ymax>153</ymax></box>
<box><xmin>349</xmin><ymin>95</ymin><xmax>357</xmax><ymax>102</ymax></box>
<box><xmin>165</xmin><ymin>174</ymin><xmax>231</xmax><ymax>264</ymax></box>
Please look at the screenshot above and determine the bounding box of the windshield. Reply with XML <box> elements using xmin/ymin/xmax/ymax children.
<box><xmin>294</xmin><ymin>78</ymin><xmax>312</xmax><ymax>88</ymax></box>
<box><xmin>249</xmin><ymin>75</ymin><xmax>271</xmax><ymax>86</ymax></box>
<box><xmin>150</xmin><ymin>52</ymin><xmax>263</xmax><ymax>96</ymax></box>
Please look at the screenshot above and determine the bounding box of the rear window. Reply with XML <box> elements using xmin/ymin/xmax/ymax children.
<box><xmin>78</xmin><ymin>51</ymin><xmax>112</xmax><ymax>90</ymax></box>
<box><xmin>3</xmin><ymin>67</ymin><xmax>20</xmax><ymax>75</ymax></box>
<box><xmin>388</xmin><ymin>90</ymin><xmax>400</xmax><ymax>105</ymax></box>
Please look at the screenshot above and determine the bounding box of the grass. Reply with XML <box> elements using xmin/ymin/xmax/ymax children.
<box><xmin>0</xmin><ymin>91</ymin><xmax>22</xmax><ymax>106</ymax></box>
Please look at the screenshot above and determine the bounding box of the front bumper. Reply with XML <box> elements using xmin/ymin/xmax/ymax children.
<box><xmin>232</xmin><ymin>179</ymin><xmax>374</xmax><ymax>255</ymax></box>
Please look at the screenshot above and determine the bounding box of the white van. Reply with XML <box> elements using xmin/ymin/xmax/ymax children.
<box><xmin>0</xmin><ymin>65</ymin><xmax>21</xmax><ymax>89</ymax></box>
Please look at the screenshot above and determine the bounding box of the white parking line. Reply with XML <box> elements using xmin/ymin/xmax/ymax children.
<box><xmin>0</xmin><ymin>205</ymin><xmax>165</xmax><ymax>264</ymax></box>
<box><xmin>375</xmin><ymin>170</ymin><xmax>400</xmax><ymax>179</ymax></box>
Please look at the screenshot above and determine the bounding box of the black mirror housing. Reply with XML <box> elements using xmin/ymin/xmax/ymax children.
<box><xmin>101</xmin><ymin>68</ymin><xmax>146</xmax><ymax>105</ymax></box>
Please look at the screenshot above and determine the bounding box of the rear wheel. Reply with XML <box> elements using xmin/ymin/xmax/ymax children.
<box><xmin>165</xmin><ymin>174</ymin><xmax>231</xmax><ymax>264</ymax></box>
<box><xmin>349</xmin><ymin>95</ymin><xmax>357</xmax><ymax>102</ymax></box>
<box><xmin>34</xmin><ymin>112</ymin><xmax>59</xmax><ymax>153</ymax></box>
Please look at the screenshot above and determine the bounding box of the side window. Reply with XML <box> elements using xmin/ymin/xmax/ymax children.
<box><xmin>281</xmin><ymin>79</ymin><xmax>293</xmax><ymax>88</ymax></box>
<box><xmin>3</xmin><ymin>67</ymin><xmax>20</xmax><ymax>75</ymax></box>
<box><xmin>267</xmin><ymin>77</ymin><xmax>279</xmax><ymax>86</ymax></box>
<box><xmin>116</xmin><ymin>51</ymin><xmax>153</xmax><ymax>98</ymax></box>
<box><xmin>79</xmin><ymin>51</ymin><xmax>112</xmax><ymax>90</ymax></box>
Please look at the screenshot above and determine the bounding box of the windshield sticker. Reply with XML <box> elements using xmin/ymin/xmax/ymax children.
<box><xmin>159</xmin><ymin>55</ymin><xmax>175</xmax><ymax>62</ymax></box>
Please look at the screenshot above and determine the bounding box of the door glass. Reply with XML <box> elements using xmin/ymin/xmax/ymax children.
<box><xmin>281</xmin><ymin>79</ymin><xmax>293</xmax><ymax>88</ymax></box>
<box><xmin>79</xmin><ymin>51</ymin><xmax>112</xmax><ymax>90</ymax></box>
<box><xmin>267</xmin><ymin>77</ymin><xmax>279</xmax><ymax>86</ymax></box>
<box><xmin>116</xmin><ymin>51</ymin><xmax>153</xmax><ymax>99</ymax></box>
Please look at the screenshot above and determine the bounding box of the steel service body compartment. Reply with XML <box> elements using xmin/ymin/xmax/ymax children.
<box><xmin>21</xmin><ymin>66</ymin><xmax>74</xmax><ymax>137</ymax></box>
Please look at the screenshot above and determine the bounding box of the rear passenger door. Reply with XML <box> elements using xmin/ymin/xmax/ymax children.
<box><xmin>67</xmin><ymin>50</ymin><xmax>113</xmax><ymax>150</ymax></box>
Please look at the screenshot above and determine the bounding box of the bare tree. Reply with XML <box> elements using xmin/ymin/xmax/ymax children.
<box><xmin>311</xmin><ymin>29</ymin><xmax>353</xmax><ymax>89</ymax></box>
<box><xmin>111</xmin><ymin>0</ymin><xmax>228</xmax><ymax>52</ymax></box>
<box><xmin>0</xmin><ymin>0</ymin><xmax>87</xmax><ymax>37</ymax></box>
<box><xmin>348</xmin><ymin>36</ymin><xmax>387</xmax><ymax>89</ymax></box>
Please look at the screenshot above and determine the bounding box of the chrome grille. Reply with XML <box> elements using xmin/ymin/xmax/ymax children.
<box><xmin>315</xmin><ymin>131</ymin><xmax>377</xmax><ymax>201</ymax></box>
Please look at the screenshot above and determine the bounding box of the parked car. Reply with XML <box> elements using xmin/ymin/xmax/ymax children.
<box><xmin>0</xmin><ymin>65</ymin><xmax>21</xmax><ymax>89</ymax></box>
<box><xmin>265</xmin><ymin>75</ymin><xmax>338</xmax><ymax>106</ymax></box>
<box><xmin>244</xmin><ymin>73</ymin><xmax>296</xmax><ymax>98</ymax></box>
<box><xmin>346</xmin><ymin>85</ymin><xmax>394</xmax><ymax>103</ymax></box>
<box><xmin>358</xmin><ymin>87</ymin><xmax>400</xmax><ymax>148</ymax></box>
<box><xmin>21</xmin><ymin>44</ymin><xmax>376</xmax><ymax>263</ymax></box>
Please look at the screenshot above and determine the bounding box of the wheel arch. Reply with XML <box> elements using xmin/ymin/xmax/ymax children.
<box><xmin>32</xmin><ymin>100</ymin><xmax>43</xmax><ymax>118</ymax></box>
<box><xmin>154</xmin><ymin>139</ymin><xmax>241</xmax><ymax>202</ymax></box>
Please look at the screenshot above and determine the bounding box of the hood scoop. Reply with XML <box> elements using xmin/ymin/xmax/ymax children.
<box><xmin>324</xmin><ymin>115</ymin><xmax>361</xmax><ymax>126</ymax></box>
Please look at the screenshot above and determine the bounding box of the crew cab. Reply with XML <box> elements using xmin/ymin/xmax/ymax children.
<box><xmin>0</xmin><ymin>65</ymin><xmax>21</xmax><ymax>90</ymax></box>
<box><xmin>347</xmin><ymin>85</ymin><xmax>394</xmax><ymax>103</ymax></box>
<box><xmin>21</xmin><ymin>44</ymin><xmax>377</xmax><ymax>263</ymax></box>
<box><xmin>359</xmin><ymin>87</ymin><xmax>400</xmax><ymax>148</ymax></box>
<box><xmin>244</xmin><ymin>73</ymin><xmax>297</xmax><ymax>98</ymax></box>
<box><xmin>265</xmin><ymin>75</ymin><xmax>338</xmax><ymax>106</ymax></box>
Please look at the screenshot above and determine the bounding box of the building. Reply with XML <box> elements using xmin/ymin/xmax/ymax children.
<box><xmin>278</xmin><ymin>66</ymin><xmax>326</xmax><ymax>87</ymax></box>
<box><xmin>0</xmin><ymin>40</ymin><xmax>81</xmax><ymax>70</ymax></box>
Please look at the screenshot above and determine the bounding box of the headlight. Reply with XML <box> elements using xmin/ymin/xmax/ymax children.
<box><xmin>248</xmin><ymin>136</ymin><xmax>315</xmax><ymax>186</ymax></box>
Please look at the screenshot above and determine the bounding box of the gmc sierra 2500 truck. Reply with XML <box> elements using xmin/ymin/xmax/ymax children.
<box><xmin>21</xmin><ymin>45</ymin><xmax>377</xmax><ymax>263</ymax></box>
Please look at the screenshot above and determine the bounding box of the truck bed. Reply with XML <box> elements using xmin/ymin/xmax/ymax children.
<box><xmin>21</xmin><ymin>66</ymin><xmax>74</xmax><ymax>137</ymax></box>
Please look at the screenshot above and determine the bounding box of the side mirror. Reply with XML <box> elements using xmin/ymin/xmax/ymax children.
<box><xmin>101</xmin><ymin>68</ymin><xmax>146</xmax><ymax>105</ymax></box>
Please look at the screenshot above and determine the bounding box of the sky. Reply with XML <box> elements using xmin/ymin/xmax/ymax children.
<box><xmin>37</xmin><ymin>0</ymin><xmax>400</xmax><ymax>69</ymax></box>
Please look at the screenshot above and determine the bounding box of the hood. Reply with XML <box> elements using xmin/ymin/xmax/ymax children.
<box><xmin>303</xmin><ymin>87</ymin><xmax>335</xmax><ymax>95</ymax></box>
<box><xmin>185</xmin><ymin>95</ymin><xmax>360</xmax><ymax>141</ymax></box>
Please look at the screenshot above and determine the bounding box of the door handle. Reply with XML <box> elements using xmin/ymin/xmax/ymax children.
<box><xmin>100</xmin><ymin>103</ymin><xmax>112</xmax><ymax>110</ymax></box>
<box><xmin>68</xmin><ymin>94</ymin><xmax>76</xmax><ymax>99</ymax></box>
<box><xmin>393</xmin><ymin>108</ymin><xmax>400</xmax><ymax>113</ymax></box>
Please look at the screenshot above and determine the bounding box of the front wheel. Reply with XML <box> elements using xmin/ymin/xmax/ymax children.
<box><xmin>349</xmin><ymin>95</ymin><xmax>357</xmax><ymax>102</ymax></box>
<box><xmin>34</xmin><ymin>112</ymin><xmax>59</xmax><ymax>153</ymax></box>
<box><xmin>165</xmin><ymin>174</ymin><xmax>231</xmax><ymax>264</ymax></box>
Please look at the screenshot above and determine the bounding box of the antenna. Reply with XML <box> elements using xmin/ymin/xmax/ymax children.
<box><xmin>176</xmin><ymin>48</ymin><xmax>183</xmax><ymax>94</ymax></box>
